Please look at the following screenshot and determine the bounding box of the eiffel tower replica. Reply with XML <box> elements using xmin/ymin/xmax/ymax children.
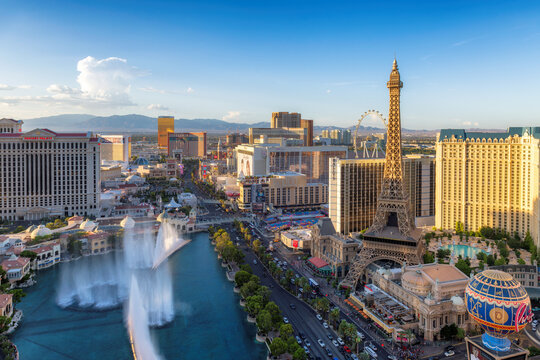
<box><xmin>340</xmin><ymin>59</ymin><xmax>423</xmax><ymax>289</ymax></box>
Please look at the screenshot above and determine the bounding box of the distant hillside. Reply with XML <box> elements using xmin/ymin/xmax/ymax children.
<box><xmin>21</xmin><ymin>113</ymin><xmax>437</xmax><ymax>135</ymax></box>
<box><xmin>22</xmin><ymin>114</ymin><xmax>271</xmax><ymax>133</ymax></box>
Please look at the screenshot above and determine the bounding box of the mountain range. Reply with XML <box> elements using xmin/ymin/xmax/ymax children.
<box><xmin>21</xmin><ymin>113</ymin><xmax>436</xmax><ymax>135</ymax></box>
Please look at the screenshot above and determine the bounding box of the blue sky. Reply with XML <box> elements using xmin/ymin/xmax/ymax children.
<box><xmin>0</xmin><ymin>0</ymin><xmax>539</xmax><ymax>129</ymax></box>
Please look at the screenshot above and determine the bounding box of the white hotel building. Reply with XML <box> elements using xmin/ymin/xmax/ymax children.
<box><xmin>0</xmin><ymin>119</ymin><xmax>100</xmax><ymax>220</ymax></box>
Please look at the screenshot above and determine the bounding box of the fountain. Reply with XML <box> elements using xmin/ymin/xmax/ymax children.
<box><xmin>127</xmin><ymin>275</ymin><xmax>162</xmax><ymax>360</ymax></box>
<box><xmin>153</xmin><ymin>221</ymin><xmax>190</xmax><ymax>269</ymax></box>
<box><xmin>57</xmin><ymin>224</ymin><xmax>180</xmax><ymax>325</ymax></box>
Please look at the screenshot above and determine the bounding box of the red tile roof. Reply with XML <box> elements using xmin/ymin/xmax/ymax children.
<box><xmin>2</xmin><ymin>257</ymin><xmax>29</xmax><ymax>271</ymax></box>
<box><xmin>0</xmin><ymin>294</ymin><xmax>12</xmax><ymax>308</ymax></box>
<box><xmin>308</xmin><ymin>257</ymin><xmax>329</xmax><ymax>269</ymax></box>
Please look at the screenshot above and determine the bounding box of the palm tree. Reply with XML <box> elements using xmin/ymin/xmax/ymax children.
<box><xmin>329</xmin><ymin>308</ymin><xmax>340</xmax><ymax>328</ymax></box>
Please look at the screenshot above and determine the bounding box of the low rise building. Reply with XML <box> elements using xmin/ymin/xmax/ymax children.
<box><xmin>1</xmin><ymin>255</ymin><xmax>31</xmax><ymax>283</ymax></box>
<box><xmin>280</xmin><ymin>229</ymin><xmax>312</xmax><ymax>251</ymax></box>
<box><xmin>489</xmin><ymin>264</ymin><xmax>538</xmax><ymax>288</ymax></box>
<box><xmin>0</xmin><ymin>294</ymin><xmax>13</xmax><ymax>317</ymax></box>
<box><xmin>310</xmin><ymin>218</ymin><xmax>360</xmax><ymax>278</ymax></box>
<box><xmin>86</xmin><ymin>232</ymin><xmax>114</xmax><ymax>255</ymax></box>
<box><xmin>101</xmin><ymin>164</ymin><xmax>122</xmax><ymax>181</ymax></box>
<box><xmin>28</xmin><ymin>242</ymin><xmax>61</xmax><ymax>270</ymax></box>
<box><xmin>350</xmin><ymin>263</ymin><xmax>472</xmax><ymax>342</ymax></box>
<box><xmin>238</xmin><ymin>172</ymin><xmax>327</xmax><ymax>212</ymax></box>
<box><xmin>112</xmin><ymin>204</ymin><xmax>154</xmax><ymax>218</ymax></box>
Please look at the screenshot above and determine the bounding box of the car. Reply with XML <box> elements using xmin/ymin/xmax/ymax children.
<box><xmin>303</xmin><ymin>345</ymin><xmax>310</xmax><ymax>354</ymax></box>
<box><xmin>299</xmin><ymin>332</ymin><xmax>306</xmax><ymax>339</ymax></box>
<box><xmin>327</xmin><ymin>334</ymin><xmax>333</xmax><ymax>340</ymax></box>
<box><xmin>444</xmin><ymin>350</ymin><xmax>455</xmax><ymax>357</ymax></box>
<box><xmin>290</xmin><ymin>303</ymin><xmax>296</xmax><ymax>310</ymax></box>
<box><xmin>369</xmin><ymin>343</ymin><xmax>377</xmax><ymax>351</ymax></box>
<box><xmin>343</xmin><ymin>345</ymin><xmax>351</xmax><ymax>353</ymax></box>
<box><xmin>296</xmin><ymin>336</ymin><xmax>302</xmax><ymax>344</ymax></box>
<box><xmin>283</xmin><ymin>317</ymin><xmax>289</xmax><ymax>324</ymax></box>
<box><xmin>332</xmin><ymin>340</ymin><xmax>339</xmax><ymax>347</ymax></box>
<box><xmin>317</xmin><ymin>339</ymin><xmax>325</xmax><ymax>347</ymax></box>
<box><xmin>295</xmin><ymin>274</ymin><xmax>300</xmax><ymax>278</ymax></box>
<box><xmin>253</xmin><ymin>259</ymin><xmax>257</xmax><ymax>264</ymax></box>
<box><xmin>387</xmin><ymin>356</ymin><xmax>397</xmax><ymax>360</ymax></box>
<box><xmin>316</xmin><ymin>314</ymin><xmax>323</xmax><ymax>321</ymax></box>
<box><xmin>323</xmin><ymin>322</ymin><xmax>329</xmax><ymax>329</ymax></box>
<box><xmin>283</xmin><ymin>261</ymin><xmax>288</xmax><ymax>266</ymax></box>
<box><xmin>305</xmin><ymin>340</ymin><xmax>311</xmax><ymax>347</ymax></box>
<box><xmin>325</xmin><ymin>347</ymin><xmax>333</xmax><ymax>357</ymax></box>
<box><xmin>356</xmin><ymin>331</ymin><xmax>365</xmax><ymax>339</ymax></box>
<box><xmin>337</xmin><ymin>337</ymin><xmax>344</xmax><ymax>346</ymax></box>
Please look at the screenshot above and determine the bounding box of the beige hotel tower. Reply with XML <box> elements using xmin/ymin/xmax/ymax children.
<box><xmin>435</xmin><ymin>127</ymin><xmax>540</xmax><ymax>246</ymax></box>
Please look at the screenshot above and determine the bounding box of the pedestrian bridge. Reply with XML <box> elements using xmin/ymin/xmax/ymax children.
<box><xmin>195</xmin><ymin>216</ymin><xmax>251</xmax><ymax>229</ymax></box>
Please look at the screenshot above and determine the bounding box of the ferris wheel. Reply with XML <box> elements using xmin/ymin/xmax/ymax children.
<box><xmin>353</xmin><ymin>110</ymin><xmax>388</xmax><ymax>159</ymax></box>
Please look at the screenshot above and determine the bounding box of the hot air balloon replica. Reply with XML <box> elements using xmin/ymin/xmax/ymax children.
<box><xmin>465</xmin><ymin>269</ymin><xmax>533</xmax><ymax>360</ymax></box>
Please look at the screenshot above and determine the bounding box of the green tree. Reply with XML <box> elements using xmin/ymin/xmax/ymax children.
<box><xmin>20</xmin><ymin>250</ymin><xmax>37</xmax><ymax>260</ymax></box>
<box><xmin>329</xmin><ymin>308</ymin><xmax>340</xmax><ymax>327</ymax></box>
<box><xmin>270</xmin><ymin>337</ymin><xmax>288</xmax><ymax>356</ymax></box>
<box><xmin>440</xmin><ymin>324</ymin><xmax>458</xmax><ymax>340</ymax></box>
<box><xmin>518</xmin><ymin>258</ymin><xmax>526</xmax><ymax>265</ymax></box>
<box><xmin>494</xmin><ymin>258</ymin><xmax>506</xmax><ymax>266</ymax></box>
<box><xmin>252</xmin><ymin>239</ymin><xmax>261</xmax><ymax>249</ymax></box>
<box><xmin>486</xmin><ymin>254</ymin><xmax>495</xmax><ymax>266</ymax></box>
<box><xmin>256</xmin><ymin>310</ymin><xmax>273</xmax><ymax>334</ymax></box>
<box><xmin>293</xmin><ymin>347</ymin><xmax>307</xmax><ymax>360</ymax></box>
<box><xmin>423</xmin><ymin>252</ymin><xmax>435</xmax><ymax>264</ymax></box>
<box><xmin>240</xmin><ymin>279</ymin><xmax>260</xmax><ymax>299</ymax></box>
<box><xmin>245</xmin><ymin>295</ymin><xmax>264</xmax><ymax>317</ymax></box>
<box><xmin>239</xmin><ymin>264</ymin><xmax>252</xmax><ymax>274</ymax></box>
<box><xmin>8</xmin><ymin>289</ymin><xmax>25</xmax><ymax>303</ymax></box>
<box><xmin>0</xmin><ymin>317</ymin><xmax>10</xmax><ymax>332</ymax></box>
<box><xmin>264</xmin><ymin>302</ymin><xmax>282</xmax><ymax>328</ymax></box>
<box><xmin>255</xmin><ymin>286</ymin><xmax>271</xmax><ymax>305</ymax></box>
<box><xmin>455</xmin><ymin>221</ymin><xmax>464</xmax><ymax>234</ymax></box>
<box><xmin>455</xmin><ymin>259</ymin><xmax>471</xmax><ymax>276</ymax></box>
<box><xmin>279</xmin><ymin>323</ymin><xmax>293</xmax><ymax>338</ymax></box>
<box><xmin>14</xmin><ymin>226</ymin><xmax>25</xmax><ymax>233</ymax></box>
<box><xmin>315</xmin><ymin>297</ymin><xmax>330</xmax><ymax>315</ymax></box>
<box><xmin>457</xmin><ymin>328</ymin><xmax>466</xmax><ymax>340</ymax></box>
<box><xmin>234</xmin><ymin>270</ymin><xmax>252</xmax><ymax>288</ymax></box>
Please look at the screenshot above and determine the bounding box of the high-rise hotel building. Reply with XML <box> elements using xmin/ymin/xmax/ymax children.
<box><xmin>157</xmin><ymin>116</ymin><xmax>175</xmax><ymax>148</ymax></box>
<box><xmin>329</xmin><ymin>155</ymin><xmax>435</xmax><ymax>235</ymax></box>
<box><xmin>435</xmin><ymin>127</ymin><xmax>540</xmax><ymax>246</ymax></box>
<box><xmin>0</xmin><ymin>120</ymin><xmax>100</xmax><ymax>221</ymax></box>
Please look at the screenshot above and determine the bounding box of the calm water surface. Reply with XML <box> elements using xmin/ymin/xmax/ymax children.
<box><xmin>12</xmin><ymin>232</ymin><xmax>267</xmax><ymax>360</ymax></box>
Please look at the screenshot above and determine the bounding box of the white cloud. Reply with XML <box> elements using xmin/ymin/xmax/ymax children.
<box><xmin>222</xmin><ymin>111</ymin><xmax>240</xmax><ymax>121</ymax></box>
<box><xmin>0</xmin><ymin>84</ymin><xmax>32</xmax><ymax>91</ymax></box>
<box><xmin>462</xmin><ymin>121</ymin><xmax>479</xmax><ymax>127</ymax></box>
<box><xmin>0</xmin><ymin>56</ymin><xmax>142</xmax><ymax>109</ymax></box>
<box><xmin>147</xmin><ymin>104</ymin><xmax>169</xmax><ymax>111</ymax></box>
<box><xmin>186</xmin><ymin>87</ymin><xmax>194</xmax><ymax>93</ymax></box>
<box><xmin>139</xmin><ymin>86</ymin><xmax>166</xmax><ymax>94</ymax></box>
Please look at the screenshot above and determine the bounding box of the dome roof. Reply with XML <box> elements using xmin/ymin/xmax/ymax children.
<box><xmin>402</xmin><ymin>270</ymin><xmax>430</xmax><ymax>287</ymax></box>
<box><xmin>465</xmin><ymin>269</ymin><xmax>532</xmax><ymax>350</ymax></box>
<box><xmin>31</xmin><ymin>225</ymin><xmax>52</xmax><ymax>238</ymax></box>
<box><xmin>451</xmin><ymin>295</ymin><xmax>464</xmax><ymax>306</ymax></box>
<box><xmin>120</xmin><ymin>216</ymin><xmax>135</xmax><ymax>229</ymax></box>
<box><xmin>79</xmin><ymin>219</ymin><xmax>97</xmax><ymax>231</ymax></box>
<box><xmin>132</xmin><ymin>158</ymin><xmax>149</xmax><ymax>166</ymax></box>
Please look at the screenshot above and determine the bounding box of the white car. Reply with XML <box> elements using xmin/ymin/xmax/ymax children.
<box><xmin>337</xmin><ymin>337</ymin><xmax>344</xmax><ymax>346</ymax></box>
<box><xmin>444</xmin><ymin>350</ymin><xmax>455</xmax><ymax>357</ymax></box>
<box><xmin>296</xmin><ymin>336</ymin><xmax>302</xmax><ymax>344</ymax></box>
<box><xmin>323</xmin><ymin>322</ymin><xmax>329</xmax><ymax>329</ymax></box>
<box><xmin>332</xmin><ymin>340</ymin><xmax>339</xmax><ymax>347</ymax></box>
<box><xmin>317</xmin><ymin>339</ymin><xmax>325</xmax><ymax>347</ymax></box>
<box><xmin>316</xmin><ymin>314</ymin><xmax>323</xmax><ymax>321</ymax></box>
<box><xmin>283</xmin><ymin>317</ymin><xmax>289</xmax><ymax>324</ymax></box>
